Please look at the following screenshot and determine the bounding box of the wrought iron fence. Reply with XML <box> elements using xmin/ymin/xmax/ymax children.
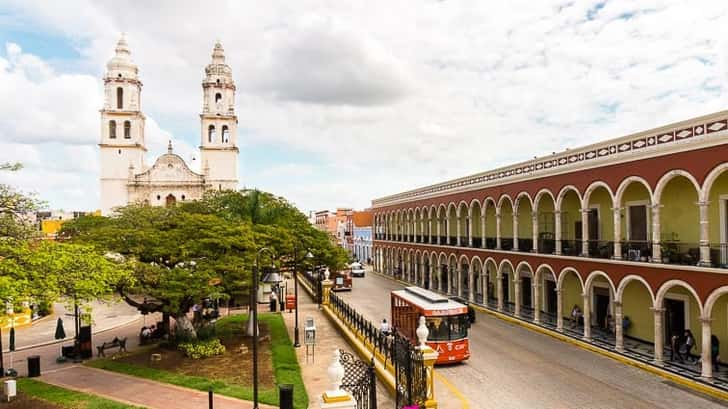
<box><xmin>329</xmin><ymin>292</ymin><xmax>395</xmax><ymax>363</ymax></box>
<box><xmin>393</xmin><ymin>331</ymin><xmax>427</xmax><ymax>408</ymax></box>
<box><xmin>339</xmin><ymin>349</ymin><xmax>377</xmax><ymax>409</ymax></box>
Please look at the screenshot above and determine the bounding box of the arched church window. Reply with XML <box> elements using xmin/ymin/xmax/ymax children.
<box><xmin>165</xmin><ymin>194</ymin><xmax>176</xmax><ymax>207</ymax></box>
<box><xmin>109</xmin><ymin>120</ymin><xmax>117</xmax><ymax>139</ymax></box>
<box><xmin>181</xmin><ymin>194</ymin><xmax>186</xmax><ymax>200</ymax></box>
<box><xmin>124</xmin><ymin>121</ymin><xmax>131</xmax><ymax>139</ymax></box>
<box><xmin>208</xmin><ymin>125</ymin><xmax>216</xmax><ymax>143</ymax></box>
<box><xmin>215</xmin><ymin>93</ymin><xmax>222</xmax><ymax>105</ymax></box>
<box><xmin>216</xmin><ymin>79</ymin><xmax>220</xmax><ymax>85</ymax></box>
<box><xmin>222</xmin><ymin>125</ymin><xmax>229</xmax><ymax>143</ymax></box>
<box><xmin>116</xmin><ymin>87</ymin><xmax>123</xmax><ymax>109</ymax></box>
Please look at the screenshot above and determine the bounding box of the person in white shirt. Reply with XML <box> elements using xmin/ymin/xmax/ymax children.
<box><xmin>380</xmin><ymin>318</ymin><xmax>390</xmax><ymax>335</ymax></box>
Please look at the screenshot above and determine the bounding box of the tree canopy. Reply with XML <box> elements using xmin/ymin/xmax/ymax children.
<box><xmin>0</xmin><ymin>162</ymin><xmax>44</xmax><ymax>240</ymax></box>
<box><xmin>59</xmin><ymin>189</ymin><xmax>348</xmax><ymax>337</ymax></box>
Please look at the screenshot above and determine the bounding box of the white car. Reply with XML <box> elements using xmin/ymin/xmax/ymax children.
<box><xmin>350</xmin><ymin>262</ymin><xmax>366</xmax><ymax>277</ymax></box>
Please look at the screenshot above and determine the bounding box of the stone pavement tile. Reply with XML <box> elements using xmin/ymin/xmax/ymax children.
<box><xmin>281</xmin><ymin>277</ymin><xmax>395</xmax><ymax>408</ymax></box>
<box><xmin>40</xmin><ymin>365</ymin><xmax>276</xmax><ymax>409</ymax></box>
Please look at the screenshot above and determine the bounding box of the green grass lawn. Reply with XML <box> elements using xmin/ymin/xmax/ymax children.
<box><xmin>87</xmin><ymin>313</ymin><xmax>308</xmax><ymax>409</ymax></box>
<box><xmin>16</xmin><ymin>378</ymin><xmax>143</xmax><ymax>409</ymax></box>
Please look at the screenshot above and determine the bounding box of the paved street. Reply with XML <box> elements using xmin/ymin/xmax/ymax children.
<box><xmin>338</xmin><ymin>272</ymin><xmax>728</xmax><ymax>409</ymax></box>
<box><xmin>2</xmin><ymin>300</ymin><xmax>140</xmax><ymax>351</ymax></box>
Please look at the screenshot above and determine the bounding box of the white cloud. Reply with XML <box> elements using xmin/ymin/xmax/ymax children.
<box><xmin>2</xmin><ymin>0</ymin><xmax>728</xmax><ymax>212</ymax></box>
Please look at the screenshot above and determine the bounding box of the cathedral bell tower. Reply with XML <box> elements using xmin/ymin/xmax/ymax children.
<box><xmin>199</xmin><ymin>41</ymin><xmax>239</xmax><ymax>191</ymax></box>
<box><xmin>99</xmin><ymin>34</ymin><xmax>147</xmax><ymax>215</ymax></box>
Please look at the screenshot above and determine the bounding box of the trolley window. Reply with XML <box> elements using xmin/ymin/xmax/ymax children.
<box><xmin>425</xmin><ymin>314</ymin><xmax>469</xmax><ymax>341</ymax></box>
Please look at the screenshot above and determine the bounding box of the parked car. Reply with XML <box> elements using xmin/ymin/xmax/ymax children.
<box><xmin>331</xmin><ymin>270</ymin><xmax>353</xmax><ymax>291</ymax></box>
<box><xmin>350</xmin><ymin>262</ymin><xmax>366</xmax><ymax>277</ymax></box>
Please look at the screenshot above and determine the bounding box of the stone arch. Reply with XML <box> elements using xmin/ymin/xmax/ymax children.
<box><xmin>514</xmin><ymin>191</ymin><xmax>534</xmax><ymax>210</ymax></box>
<box><xmin>616</xmin><ymin>274</ymin><xmax>656</xmax><ymax>304</ymax></box>
<box><xmin>653</xmin><ymin>169</ymin><xmax>701</xmax><ymax>204</ymax></box>
<box><xmin>654</xmin><ymin>279</ymin><xmax>704</xmax><ymax>316</ymax></box>
<box><xmin>533</xmin><ymin>188</ymin><xmax>556</xmax><ymax>211</ymax></box>
<box><xmin>497</xmin><ymin>194</ymin><xmax>515</xmax><ymax>212</ymax></box>
<box><xmin>615</xmin><ymin>176</ymin><xmax>653</xmax><ymax>206</ymax></box>
<box><xmin>469</xmin><ymin>199</ymin><xmax>482</xmax><ymax>216</ymax></box>
<box><xmin>583</xmin><ymin>270</ymin><xmax>617</xmax><ymax>297</ymax></box>
<box><xmin>456</xmin><ymin>201</ymin><xmax>469</xmax><ymax>217</ymax></box>
<box><xmin>483</xmin><ymin>197</ymin><xmax>497</xmax><ymax>210</ymax></box>
<box><xmin>582</xmin><ymin>181</ymin><xmax>616</xmax><ymax>209</ymax></box>
<box><xmin>704</xmin><ymin>285</ymin><xmax>728</xmax><ymax>318</ymax></box>
<box><xmin>700</xmin><ymin>162</ymin><xmax>728</xmax><ymax>202</ymax></box>
<box><xmin>555</xmin><ymin>185</ymin><xmax>583</xmax><ymax>210</ymax></box>
<box><xmin>556</xmin><ymin>267</ymin><xmax>584</xmax><ymax>291</ymax></box>
<box><xmin>534</xmin><ymin>263</ymin><xmax>557</xmax><ymax>283</ymax></box>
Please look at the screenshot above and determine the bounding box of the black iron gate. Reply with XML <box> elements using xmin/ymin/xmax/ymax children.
<box><xmin>339</xmin><ymin>349</ymin><xmax>377</xmax><ymax>409</ymax></box>
<box><xmin>393</xmin><ymin>331</ymin><xmax>427</xmax><ymax>408</ymax></box>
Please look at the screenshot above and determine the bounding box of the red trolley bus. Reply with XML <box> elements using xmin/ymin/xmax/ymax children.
<box><xmin>391</xmin><ymin>287</ymin><xmax>470</xmax><ymax>364</ymax></box>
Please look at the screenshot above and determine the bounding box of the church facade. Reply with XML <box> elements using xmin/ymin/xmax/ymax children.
<box><xmin>99</xmin><ymin>35</ymin><xmax>239</xmax><ymax>215</ymax></box>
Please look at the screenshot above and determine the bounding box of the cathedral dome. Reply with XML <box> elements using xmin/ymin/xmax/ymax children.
<box><xmin>106</xmin><ymin>34</ymin><xmax>139</xmax><ymax>79</ymax></box>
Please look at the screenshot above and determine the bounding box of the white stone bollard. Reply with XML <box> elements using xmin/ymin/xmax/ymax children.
<box><xmin>320</xmin><ymin>349</ymin><xmax>356</xmax><ymax>409</ymax></box>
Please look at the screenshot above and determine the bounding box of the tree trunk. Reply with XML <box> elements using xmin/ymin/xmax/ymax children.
<box><xmin>174</xmin><ymin>314</ymin><xmax>197</xmax><ymax>339</ymax></box>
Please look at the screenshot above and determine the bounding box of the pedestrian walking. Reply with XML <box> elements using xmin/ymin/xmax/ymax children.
<box><xmin>570</xmin><ymin>305</ymin><xmax>582</xmax><ymax>328</ymax></box>
<box><xmin>269</xmin><ymin>290</ymin><xmax>278</xmax><ymax>312</ymax></box>
<box><xmin>380</xmin><ymin>318</ymin><xmax>390</xmax><ymax>335</ymax></box>
<box><xmin>678</xmin><ymin>330</ymin><xmax>694</xmax><ymax>363</ymax></box>
<box><xmin>711</xmin><ymin>334</ymin><xmax>720</xmax><ymax>372</ymax></box>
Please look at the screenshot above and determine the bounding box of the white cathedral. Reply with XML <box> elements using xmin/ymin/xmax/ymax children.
<box><xmin>99</xmin><ymin>35</ymin><xmax>239</xmax><ymax>215</ymax></box>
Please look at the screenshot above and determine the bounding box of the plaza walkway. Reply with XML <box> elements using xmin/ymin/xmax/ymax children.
<box><xmin>2</xmin><ymin>300</ymin><xmax>140</xmax><ymax>352</ymax></box>
<box><xmin>281</xmin><ymin>276</ymin><xmax>395</xmax><ymax>407</ymax></box>
<box><xmin>40</xmin><ymin>365</ymin><xmax>275</xmax><ymax>409</ymax></box>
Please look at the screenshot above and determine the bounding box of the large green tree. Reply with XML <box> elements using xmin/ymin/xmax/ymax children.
<box><xmin>60</xmin><ymin>190</ymin><xmax>348</xmax><ymax>338</ymax></box>
<box><xmin>0</xmin><ymin>162</ymin><xmax>44</xmax><ymax>240</ymax></box>
<box><xmin>0</xmin><ymin>239</ymin><xmax>130</xmax><ymax>309</ymax></box>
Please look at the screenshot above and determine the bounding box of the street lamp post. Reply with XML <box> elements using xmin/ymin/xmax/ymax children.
<box><xmin>252</xmin><ymin>247</ymin><xmax>275</xmax><ymax>409</ymax></box>
<box><xmin>293</xmin><ymin>247</ymin><xmax>314</xmax><ymax>348</ymax></box>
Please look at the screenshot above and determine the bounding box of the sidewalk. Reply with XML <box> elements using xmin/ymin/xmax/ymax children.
<box><xmin>2</xmin><ymin>300</ymin><xmax>140</xmax><ymax>352</ymax></box>
<box><xmin>40</xmin><ymin>365</ymin><xmax>276</xmax><ymax>409</ymax></box>
<box><xmin>281</xmin><ymin>277</ymin><xmax>395</xmax><ymax>408</ymax></box>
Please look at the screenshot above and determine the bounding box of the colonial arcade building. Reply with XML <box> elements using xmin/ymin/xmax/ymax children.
<box><xmin>372</xmin><ymin>110</ymin><xmax>728</xmax><ymax>380</ymax></box>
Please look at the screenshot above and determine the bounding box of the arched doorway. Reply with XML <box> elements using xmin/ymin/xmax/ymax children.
<box><xmin>165</xmin><ymin>194</ymin><xmax>177</xmax><ymax>207</ymax></box>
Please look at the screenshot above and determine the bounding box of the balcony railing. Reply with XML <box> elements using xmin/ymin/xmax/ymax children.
<box><xmin>449</xmin><ymin>236</ymin><xmax>457</xmax><ymax>246</ymax></box>
<box><xmin>538</xmin><ymin>238</ymin><xmax>555</xmax><ymax>254</ymax></box>
<box><xmin>587</xmin><ymin>240</ymin><xmax>614</xmax><ymax>259</ymax></box>
<box><xmin>709</xmin><ymin>243</ymin><xmax>728</xmax><ymax>269</ymax></box>
<box><xmin>408</xmin><ymin>234</ymin><xmax>414</xmax><ymax>242</ymax></box>
<box><xmin>558</xmin><ymin>240</ymin><xmax>581</xmax><ymax>256</ymax></box>
<box><xmin>439</xmin><ymin>235</ymin><xmax>447</xmax><ymax>245</ymax></box>
<box><xmin>621</xmin><ymin>241</ymin><xmax>653</xmax><ymax>263</ymax></box>
<box><xmin>658</xmin><ymin>241</ymin><xmax>700</xmax><ymax>266</ymax></box>
<box><xmin>516</xmin><ymin>238</ymin><xmax>533</xmax><ymax>253</ymax></box>
<box><xmin>472</xmin><ymin>237</ymin><xmax>483</xmax><ymax>248</ymax></box>
<box><xmin>460</xmin><ymin>236</ymin><xmax>468</xmax><ymax>247</ymax></box>
<box><xmin>485</xmin><ymin>237</ymin><xmax>497</xmax><ymax>249</ymax></box>
<box><xmin>501</xmin><ymin>238</ymin><xmax>514</xmax><ymax>251</ymax></box>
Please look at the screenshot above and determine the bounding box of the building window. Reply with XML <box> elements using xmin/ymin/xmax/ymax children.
<box><xmin>222</xmin><ymin>125</ymin><xmax>229</xmax><ymax>143</ymax></box>
<box><xmin>116</xmin><ymin>87</ymin><xmax>123</xmax><ymax>109</ymax></box>
<box><xmin>181</xmin><ymin>194</ymin><xmax>186</xmax><ymax>200</ymax></box>
<box><xmin>109</xmin><ymin>120</ymin><xmax>117</xmax><ymax>139</ymax></box>
<box><xmin>208</xmin><ymin>125</ymin><xmax>216</xmax><ymax>143</ymax></box>
<box><xmin>165</xmin><ymin>194</ymin><xmax>176</xmax><ymax>207</ymax></box>
<box><xmin>124</xmin><ymin>121</ymin><xmax>131</xmax><ymax>139</ymax></box>
<box><xmin>216</xmin><ymin>79</ymin><xmax>220</xmax><ymax>85</ymax></box>
<box><xmin>215</xmin><ymin>93</ymin><xmax>222</xmax><ymax>105</ymax></box>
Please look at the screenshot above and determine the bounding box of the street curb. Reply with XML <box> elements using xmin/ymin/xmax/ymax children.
<box><xmin>370</xmin><ymin>269</ymin><xmax>728</xmax><ymax>402</ymax></box>
<box><xmin>2</xmin><ymin>314</ymin><xmax>142</xmax><ymax>353</ymax></box>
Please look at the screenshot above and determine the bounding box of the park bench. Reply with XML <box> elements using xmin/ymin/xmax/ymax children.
<box><xmin>96</xmin><ymin>337</ymin><xmax>127</xmax><ymax>357</ymax></box>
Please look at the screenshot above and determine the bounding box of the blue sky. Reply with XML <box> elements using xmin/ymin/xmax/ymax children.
<box><xmin>1</xmin><ymin>1</ymin><xmax>728</xmax><ymax>214</ymax></box>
